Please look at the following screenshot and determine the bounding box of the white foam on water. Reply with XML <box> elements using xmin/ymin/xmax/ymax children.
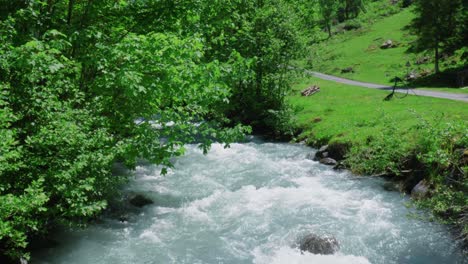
<box><xmin>32</xmin><ymin>141</ymin><xmax>464</xmax><ymax>264</ymax></box>
<box><xmin>252</xmin><ymin>247</ymin><xmax>371</xmax><ymax>264</ymax></box>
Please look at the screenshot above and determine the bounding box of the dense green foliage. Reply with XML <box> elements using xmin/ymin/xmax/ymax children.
<box><xmin>410</xmin><ymin>0</ymin><xmax>466</xmax><ymax>73</ymax></box>
<box><xmin>0</xmin><ymin>0</ymin><xmax>311</xmax><ymax>260</ymax></box>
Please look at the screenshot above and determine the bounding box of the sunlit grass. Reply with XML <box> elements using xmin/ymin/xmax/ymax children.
<box><xmin>289</xmin><ymin>76</ymin><xmax>468</xmax><ymax>145</ymax></box>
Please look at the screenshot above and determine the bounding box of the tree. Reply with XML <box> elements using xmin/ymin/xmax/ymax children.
<box><xmin>338</xmin><ymin>0</ymin><xmax>364</xmax><ymax>22</ymax></box>
<box><xmin>410</xmin><ymin>0</ymin><xmax>464</xmax><ymax>74</ymax></box>
<box><xmin>318</xmin><ymin>0</ymin><xmax>338</xmax><ymax>38</ymax></box>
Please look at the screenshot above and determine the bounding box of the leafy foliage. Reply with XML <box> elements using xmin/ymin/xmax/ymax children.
<box><xmin>0</xmin><ymin>0</ymin><xmax>305</xmax><ymax>260</ymax></box>
<box><xmin>410</xmin><ymin>0</ymin><xmax>466</xmax><ymax>73</ymax></box>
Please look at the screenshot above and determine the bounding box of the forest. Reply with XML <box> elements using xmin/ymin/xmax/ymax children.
<box><xmin>0</xmin><ymin>0</ymin><xmax>467</xmax><ymax>262</ymax></box>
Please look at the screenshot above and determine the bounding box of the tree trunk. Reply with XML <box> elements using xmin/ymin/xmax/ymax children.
<box><xmin>67</xmin><ymin>0</ymin><xmax>74</xmax><ymax>25</ymax></box>
<box><xmin>434</xmin><ymin>42</ymin><xmax>440</xmax><ymax>74</ymax></box>
<box><xmin>326</xmin><ymin>23</ymin><xmax>332</xmax><ymax>38</ymax></box>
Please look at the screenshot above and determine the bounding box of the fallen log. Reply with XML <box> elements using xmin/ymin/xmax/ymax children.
<box><xmin>301</xmin><ymin>85</ymin><xmax>320</xmax><ymax>96</ymax></box>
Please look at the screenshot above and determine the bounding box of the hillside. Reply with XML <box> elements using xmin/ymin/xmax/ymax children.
<box><xmin>305</xmin><ymin>6</ymin><xmax>468</xmax><ymax>94</ymax></box>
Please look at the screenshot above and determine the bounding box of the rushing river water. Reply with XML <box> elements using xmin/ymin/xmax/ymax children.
<box><xmin>34</xmin><ymin>139</ymin><xmax>465</xmax><ymax>264</ymax></box>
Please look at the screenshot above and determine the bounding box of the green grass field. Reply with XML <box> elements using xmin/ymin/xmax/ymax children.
<box><xmin>306</xmin><ymin>7</ymin><xmax>468</xmax><ymax>94</ymax></box>
<box><xmin>290</xmin><ymin>76</ymin><xmax>468</xmax><ymax>145</ymax></box>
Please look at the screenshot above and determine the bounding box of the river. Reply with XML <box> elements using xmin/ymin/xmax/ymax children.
<box><xmin>33</xmin><ymin>139</ymin><xmax>465</xmax><ymax>264</ymax></box>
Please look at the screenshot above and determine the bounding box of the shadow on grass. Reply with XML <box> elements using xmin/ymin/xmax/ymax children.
<box><xmin>408</xmin><ymin>65</ymin><xmax>467</xmax><ymax>89</ymax></box>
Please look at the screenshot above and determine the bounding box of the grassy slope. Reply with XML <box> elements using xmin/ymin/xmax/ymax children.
<box><xmin>308</xmin><ymin>7</ymin><xmax>468</xmax><ymax>94</ymax></box>
<box><xmin>290</xmin><ymin>76</ymin><xmax>468</xmax><ymax>146</ymax></box>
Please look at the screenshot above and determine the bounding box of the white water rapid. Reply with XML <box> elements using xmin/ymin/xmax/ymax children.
<box><xmin>33</xmin><ymin>139</ymin><xmax>465</xmax><ymax>264</ymax></box>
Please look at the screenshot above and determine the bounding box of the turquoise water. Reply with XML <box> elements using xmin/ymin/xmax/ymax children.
<box><xmin>33</xmin><ymin>140</ymin><xmax>465</xmax><ymax>264</ymax></box>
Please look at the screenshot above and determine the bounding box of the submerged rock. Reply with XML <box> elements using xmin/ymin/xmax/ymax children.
<box><xmin>299</xmin><ymin>234</ymin><xmax>339</xmax><ymax>255</ymax></box>
<box><xmin>320</xmin><ymin>158</ymin><xmax>338</xmax><ymax>166</ymax></box>
<box><xmin>129</xmin><ymin>194</ymin><xmax>154</xmax><ymax>208</ymax></box>
<box><xmin>382</xmin><ymin>182</ymin><xmax>400</xmax><ymax>192</ymax></box>
<box><xmin>411</xmin><ymin>180</ymin><xmax>430</xmax><ymax>199</ymax></box>
<box><xmin>314</xmin><ymin>145</ymin><xmax>329</xmax><ymax>161</ymax></box>
<box><xmin>333</xmin><ymin>162</ymin><xmax>347</xmax><ymax>171</ymax></box>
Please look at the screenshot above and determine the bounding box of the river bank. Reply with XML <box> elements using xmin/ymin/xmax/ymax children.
<box><xmin>289</xmin><ymin>76</ymin><xmax>468</xmax><ymax>252</ymax></box>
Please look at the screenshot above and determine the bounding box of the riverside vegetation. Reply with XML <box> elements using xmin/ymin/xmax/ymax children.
<box><xmin>292</xmin><ymin>0</ymin><xmax>468</xmax><ymax>253</ymax></box>
<box><xmin>0</xmin><ymin>0</ymin><xmax>467</xmax><ymax>262</ymax></box>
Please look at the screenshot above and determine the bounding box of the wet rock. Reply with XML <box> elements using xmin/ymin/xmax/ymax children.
<box><xmin>118</xmin><ymin>214</ymin><xmax>130</xmax><ymax>222</ymax></box>
<box><xmin>327</xmin><ymin>142</ymin><xmax>350</xmax><ymax>161</ymax></box>
<box><xmin>380</xmin><ymin>40</ymin><xmax>394</xmax><ymax>49</ymax></box>
<box><xmin>314</xmin><ymin>145</ymin><xmax>329</xmax><ymax>161</ymax></box>
<box><xmin>299</xmin><ymin>234</ymin><xmax>339</xmax><ymax>255</ymax></box>
<box><xmin>382</xmin><ymin>182</ymin><xmax>400</xmax><ymax>192</ymax></box>
<box><xmin>411</xmin><ymin>180</ymin><xmax>430</xmax><ymax>199</ymax></box>
<box><xmin>314</xmin><ymin>143</ymin><xmax>349</xmax><ymax>162</ymax></box>
<box><xmin>333</xmin><ymin>162</ymin><xmax>346</xmax><ymax>171</ymax></box>
<box><xmin>129</xmin><ymin>194</ymin><xmax>154</xmax><ymax>208</ymax></box>
<box><xmin>320</xmin><ymin>158</ymin><xmax>338</xmax><ymax>166</ymax></box>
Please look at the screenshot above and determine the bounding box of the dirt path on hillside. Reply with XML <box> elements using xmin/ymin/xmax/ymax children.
<box><xmin>307</xmin><ymin>70</ymin><xmax>468</xmax><ymax>103</ymax></box>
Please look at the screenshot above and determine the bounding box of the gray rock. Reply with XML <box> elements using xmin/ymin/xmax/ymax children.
<box><xmin>299</xmin><ymin>234</ymin><xmax>339</xmax><ymax>255</ymax></box>
<box><xmin>411</xmin><ymin>180</ymin><xmax>429</xmax><ymax>199</ymax></box>
<box><xmin>382</xmin><ymin>182</ymin><xmax>399</xmax><ymax>192</ymax></box>
<box><xmin>314</xmin><ymin>145</ymin><xmax>329</xmax><ymax>160</ymax></box>
<box><xmin>318</xmin><ymin>145</ymin><xmax>329</xmax><ymax>153</ymax></box>
<box><xmin>333</xmin><ymin>162</ymin><xmax>346</xmax><ymax>171</ymax></box>
<box><xmin>405</xmin><ymin>71</ymin><xmax>419</xmax><ymax>81</ymax></box>
<box><xmin>381</xmin><ymin>40</ymin><xmax>394</xmax><ymax>49</ymax></box>
<box><xmin>129</xmin><ymin>194</ymin><xmax>154</xmax><ymax>208</ymax></box>
<box><xmin>320</xmin><ymin>158</ymin><xmax>338</xmax><ymax>166</ymax></box>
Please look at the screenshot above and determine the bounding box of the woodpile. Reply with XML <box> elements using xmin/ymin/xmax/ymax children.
<box><xmin>301</xmin><ymin>85</ymin><xmax>320</xmax><ymax>96</ymax></box>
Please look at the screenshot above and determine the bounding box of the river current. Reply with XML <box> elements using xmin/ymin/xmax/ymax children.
<box><xmin>33</xmin><ymin>139</ymin><xmax>465</xmax><ymax>264</ymax></box>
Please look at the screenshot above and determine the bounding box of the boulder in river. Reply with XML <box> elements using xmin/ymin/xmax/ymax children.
<box><xmin>333</xmin><ymin>162</ymin><xmax>347</xmax><ymax>171</ymax></box>
<box><xmin>129</xmin><ymin>194</ymin><xmax>154</xmax><ymax>208</ymax></box>
<box><xmin>313</xmin><ymin>145</ymin><xmax>329</xmax><ymax>161</ymax></box>
<box><xmin>315</xmin><ymin>142</ymin><xmax>350</xmax><ymax>161</ymax></box>
<box><xmin>299</xmin><ymin>234</ymin><xmax>339</xmax><ymax>255</ymax></box>
<box><xmin>382</xmin><ymin>182</ymin><xmax>400</xmax><ymax>192</ymax></box>
<box><xmin>320</xmin><ymin>158</ymin><xmax>338</xmax><ymax>166</ymax></box>
<box><xmin>411</xmin><ymin>180</ymin><xmax>430</xmax><ymax>199</ymax></box>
